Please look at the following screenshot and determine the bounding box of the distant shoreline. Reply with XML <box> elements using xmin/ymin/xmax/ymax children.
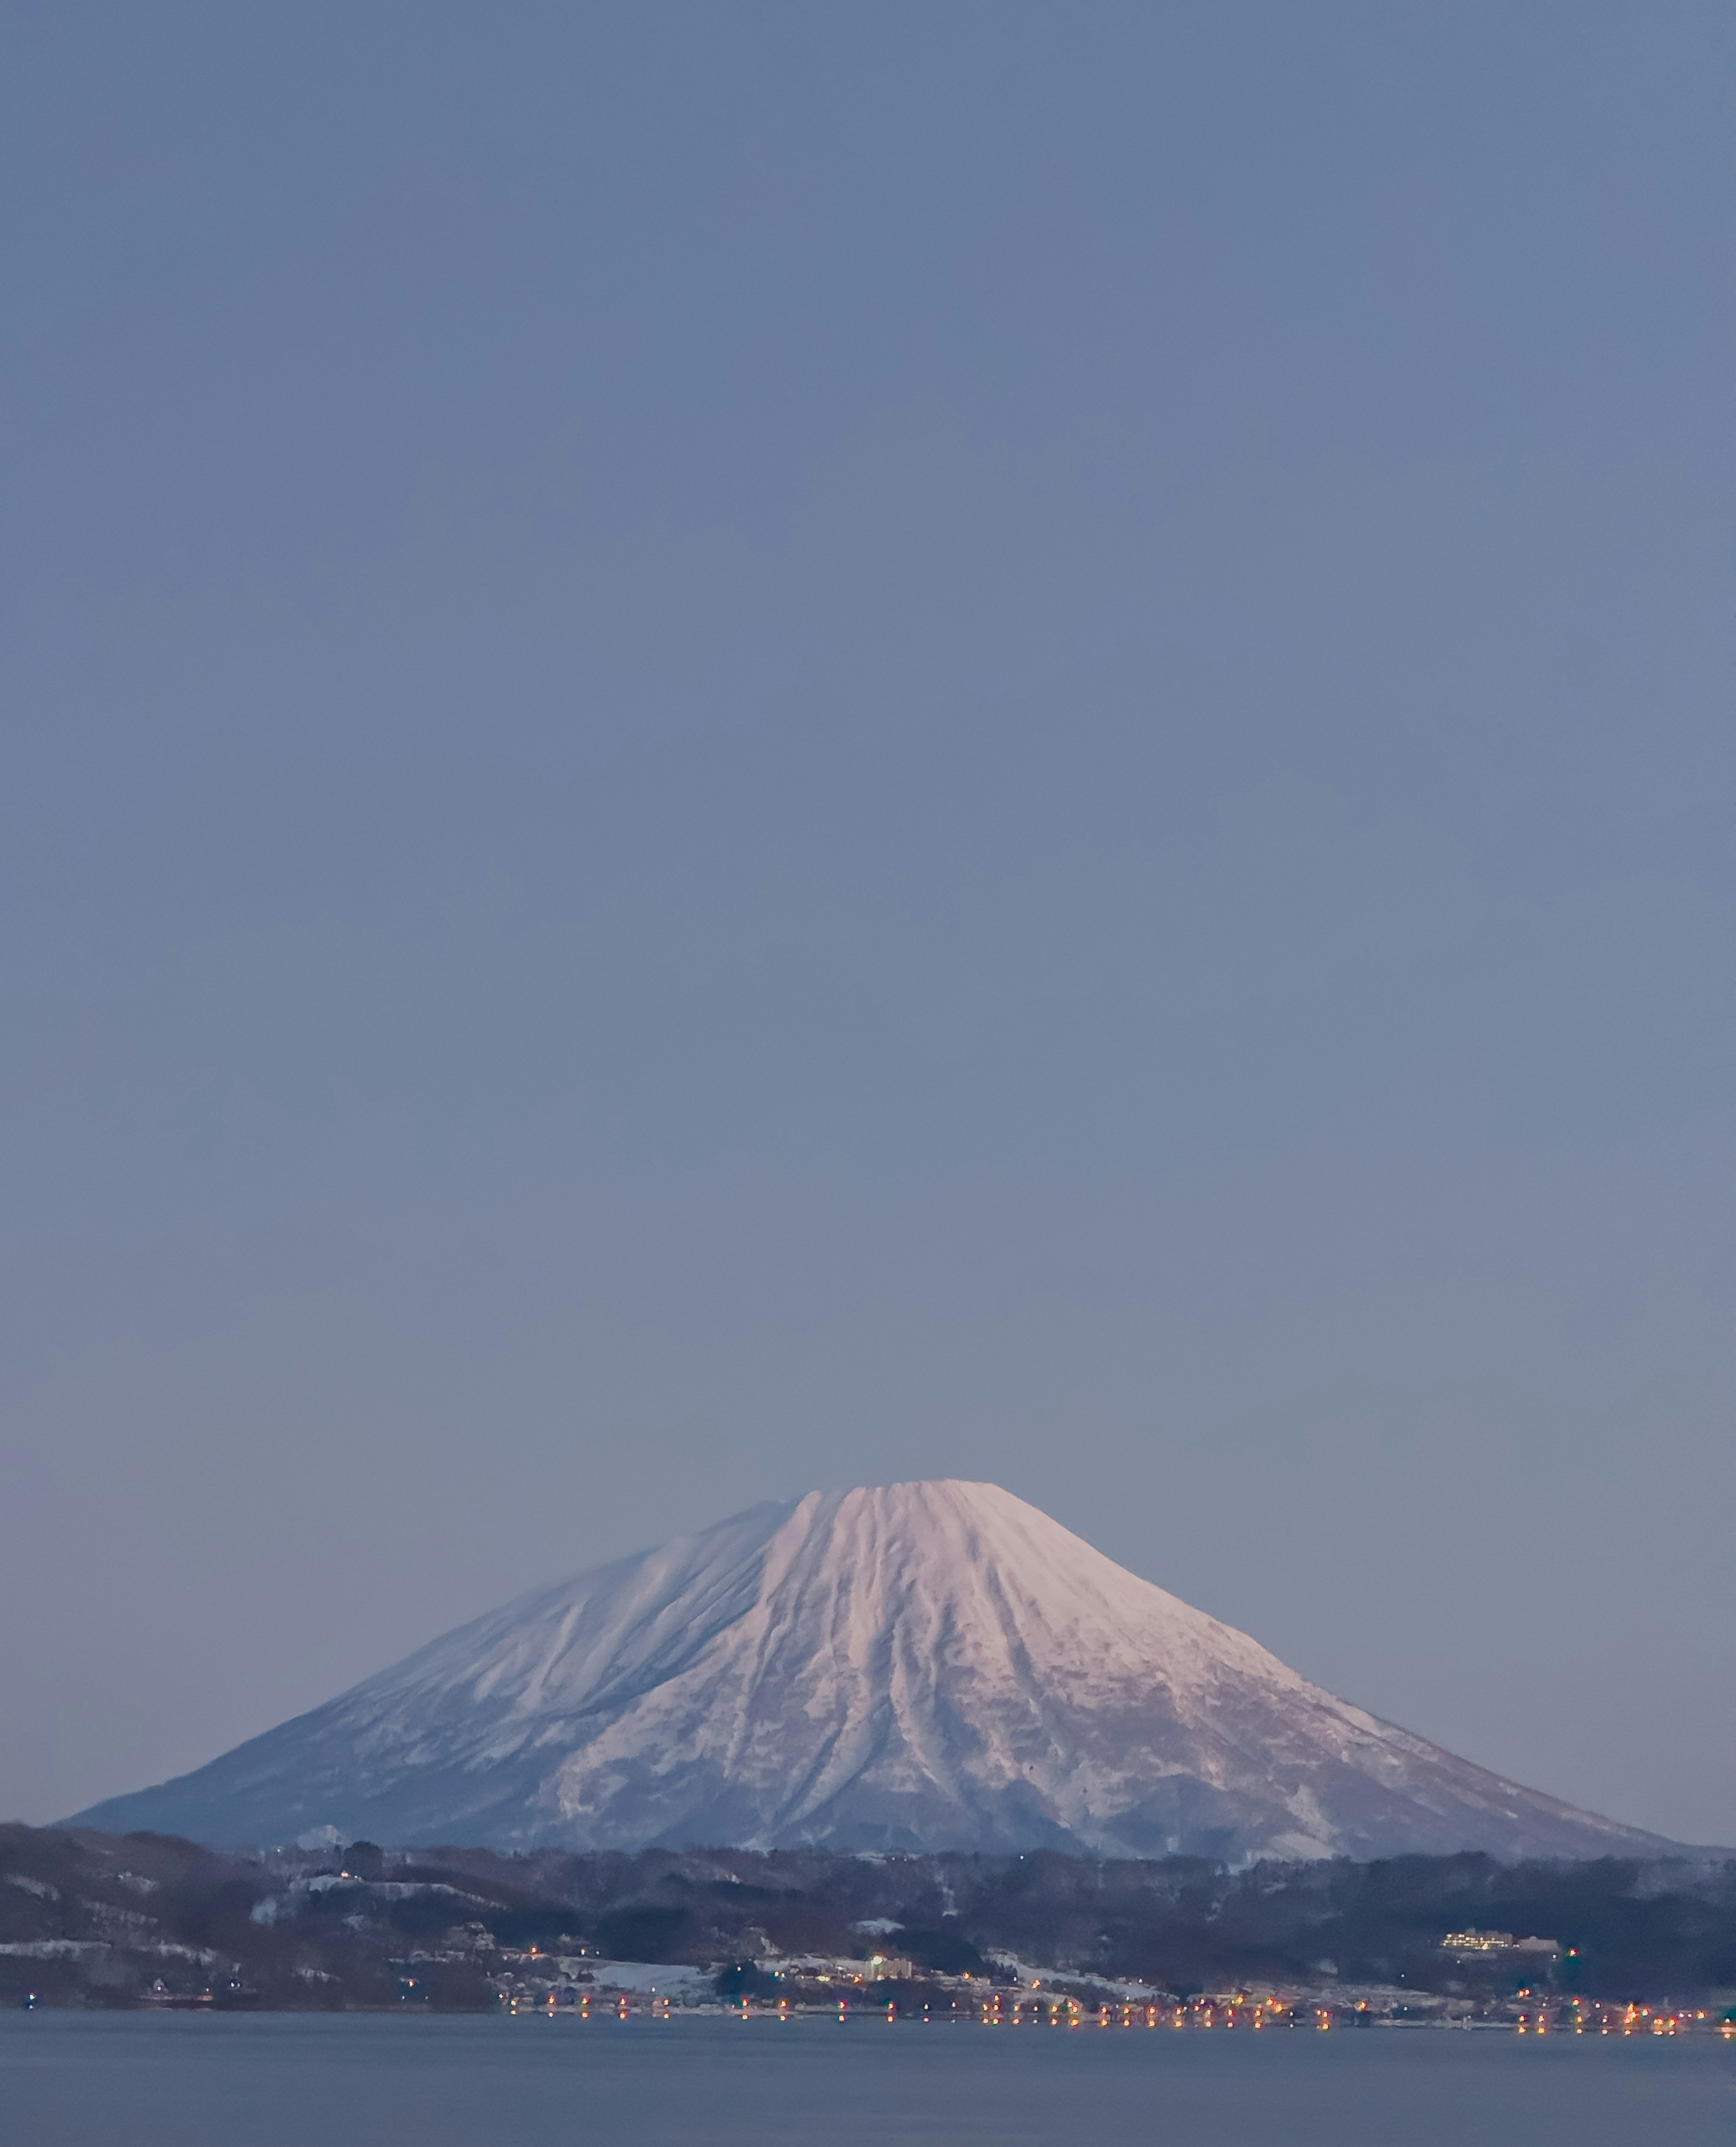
<box><xmin>5</xmin><ymin>1823</ymin><xmax>1733</xmax><ymax>2021</ymax></box>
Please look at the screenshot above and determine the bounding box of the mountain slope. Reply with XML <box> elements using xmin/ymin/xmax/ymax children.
<box><xmin>71</xmin><ymin>1481</ymin><xmax>1682</xmax><ymax>1860</ymax></box>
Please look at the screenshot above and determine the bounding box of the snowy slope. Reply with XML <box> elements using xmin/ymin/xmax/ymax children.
<box><xmin>71</xmin><ymin>1481</ymin><xmax>1683</xmax><ymax>1859</ymax></box>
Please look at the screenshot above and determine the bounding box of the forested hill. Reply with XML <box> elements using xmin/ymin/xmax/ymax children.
<box><xmin>2</xmin><ymin>1825</ymin><xmax>1732</xmax><ymax>2012</ymax></box>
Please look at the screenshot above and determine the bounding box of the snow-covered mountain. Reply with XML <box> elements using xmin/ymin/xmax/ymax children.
<box><xmin>71</xmin><ymin>1481</ymin><xmax>1680</xmax><ymax>1860</ymax></box>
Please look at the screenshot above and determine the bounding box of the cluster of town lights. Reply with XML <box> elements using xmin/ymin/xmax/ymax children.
<box><xmin>491</xmin><ymin>1934</ymin><xmax>1736</xmax><ymax>2040</ymax></box>
<box><xmin>495</xmin><ymin>1986</ymin><xmax>1736</xmax><ymax>2038</ymax></box>
<box><xmin>1515</xmin><ymin>1999</ymin><xmax>1724</xmax><ymax>2037</ymax></box>
<box><xmin>970</xmin><ymin>1993</ymin><xmax>1330</xmax><ymax>2031</ymax></box>
<box><xmin>505</xmin><ymin>1990</ymin><xmax>1342</xmax><ymax>2029</ymax></box>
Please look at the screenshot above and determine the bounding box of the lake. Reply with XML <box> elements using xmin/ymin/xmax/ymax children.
<box><xmin>3</xmin><ymin>2012</ymin><xmax>1732</xmax><ymax>2145</ymax></box>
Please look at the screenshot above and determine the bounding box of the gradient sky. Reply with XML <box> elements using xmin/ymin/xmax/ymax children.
<box><xmin>3</xmin><ymin>2</ymin><xmax>1731</xmax><ymax>1845</ymax></box>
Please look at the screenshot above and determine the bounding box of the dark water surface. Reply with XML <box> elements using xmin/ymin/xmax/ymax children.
<box><xmin>3</xmin><ymin>2013</ymin><xmax>1732</xmax><ymax>2145</ymax></box>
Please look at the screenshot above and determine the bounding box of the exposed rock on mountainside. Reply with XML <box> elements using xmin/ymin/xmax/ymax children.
<box><xmin>71</xmin><ymin>1481</ymin><xmax>1683</xmax><ymax>1860</ymax></box>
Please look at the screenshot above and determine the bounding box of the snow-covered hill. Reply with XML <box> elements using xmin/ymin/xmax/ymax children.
<box><xmin>71</xmin><ymin>1481</ymin><xmax>1680</xmax><ymax>1859</ymax></box>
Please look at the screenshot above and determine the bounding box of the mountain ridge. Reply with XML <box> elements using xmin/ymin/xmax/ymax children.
<box><xmin>70</xmin><ymin>1480</ymin><xmax>1689</xmax><ymax>1861</ymax></box>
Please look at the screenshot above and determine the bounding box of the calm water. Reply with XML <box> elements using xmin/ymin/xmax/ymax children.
<box><xmin>3</xmin><ymin>2012</ymin><xmax>1732</xmax><ymax>2146</ymax></box>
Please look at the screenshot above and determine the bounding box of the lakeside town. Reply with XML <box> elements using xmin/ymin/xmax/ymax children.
<box><xmin>490</xmin><ymin>1949</ymin><xmax>1736</xmax><ymax>2039</ymax></box>
<box><xmin>5</xmin><ymin>1825</ymin><xmax>1734</xmax><ymax>2037</ymax></box>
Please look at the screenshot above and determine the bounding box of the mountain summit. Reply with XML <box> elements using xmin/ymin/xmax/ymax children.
<box><xmin>72</xmin><ymin>1480</ymin><xmax>1675</xmax><ymax>1859</ymax></box>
